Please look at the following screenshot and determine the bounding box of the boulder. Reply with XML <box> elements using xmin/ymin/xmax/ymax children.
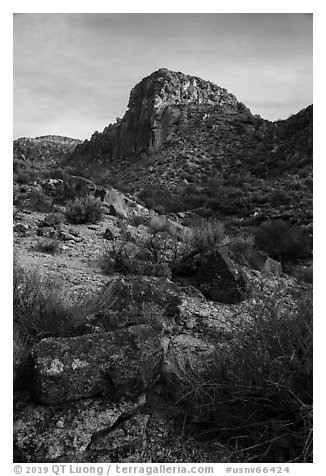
<box><xmin>173</xmin><ymin>247</ymin><xmax>247</xmax><ymax>303</ymax></box>
<box><xmin>13</xmin><ymin>223</ymin><xmax>29</xmax><ymax>234</ymax></box>
<box><xmin>103</xmin><ymin>224</ymin><xmax>120</xmax><ymax>240</ymax></box>
<box><xmin>59</xmin><ymin>231</ymin><xmax>82</xmax><ymax>242</ymax></box>
<box><xmin>262</xmin><ymin>257</ymin><xmax>283</xmax><ymax>277</ymax></box>
<box><xmin>87</xmin><ymin>413</ymin><xmax>150</xmax><ymax>455</ymax></box>
<box><xmin>14</xmin><ymin>395</ymin><xmax>145</xmax><ymax>462</ymax></box>
<box><xmin>103</xmin><ymin>188</ymin><xmax>129</xmax><ymax>219</ymax></box>
<box><xmin>31</xmin><ymin>325</ymin><xmax>163</xmax><ymax>404</ymax></box>
<box><xmin>108</xmin><ymin>203</ymin><xmax>128</xmax><ymax>219</ymax></box>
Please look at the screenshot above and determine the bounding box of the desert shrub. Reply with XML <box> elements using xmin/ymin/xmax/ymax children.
<box><xmin>187</xmin><ymin>217</ymin><xmax>228</xmax><ymax>252</ymax></box>
<box><xmin>28</xmin><ymin>187</ymin><xmax>53</xmax><ymax>212</ymax></box>
<box><xmin>268</xmin><ymin>189</ymin><xmax>292</xmax><ymax>207</ymax></box>
<box><xmin>148</xmin><ymin>216</ymin><xmax>171</xmax><ymax>234</ymax></box>
<box><xmin>228</xmin><ymin>235</ymin><xmax>255</xmax><ymax>264</ymax></box>
<box><xmin>100</xmin><ymin>241</ymin><xmax>135</xmax><ymax>274</ymax></box>
<box><xmin>101</xmin><ymin>238</ymin><xmax>174</xmax><ymax>278</ymax></box>
<box><xmin>165</xmin><ymin>290</ymin><xmax>312</xmax><ymax>462</ymax></box>
<box><xmin>203</xmin><ymin>174</ymin><xmax>224</xmax><ymax>197</ymax></box>
<box><xmin>141</xmin><ymin>231</ymin><xmax>181</xmax><ymax>266</ymax></box>
<box><xmin>42</xmin><ymin>167</ymin><xmax>68</xmax><ymax>181</ymax></box>
<box><xmin>43</xmin><ymin>212</ymin><xmax>64</xmax><ymax>226</ymax></box>
<box><xmin>13</xmin><ymin>162</ymin><xmax>38</xmax><ymax>184</ymax></box>
<box><xmin>129</xmin><ymin>215</ymin><xmax>149</xmax><ymax>227</ymax></box>
<box><xmin>84</xmin><ymin>284</ymin><xmax>165</xmax><ymax>333</ymax></box>
<box><xmin>293</xmin><ymin>265</ymin><xmax>313</xmax><ymax>283</ymax></box>
<box><xmin>255</xmin><ymin>220</ymin><xmax>312</xmax><ymax>263</ymax></box>
<box><xmin>13</xmin><ymin>262</ymin><xmax>88</xmax><ymax>344</ymax></box>
<box><xmin>60</xmin><ymin>177</ymin><xmax>93</xmax><ymax>202</ymax></box>
<box><xmin>138</xmin><ymin>185</ymin><xmax>185</xmax><ymax>213</ymax></box>
<box><xmin>35</xmin><ymin>239</ymin><xmax>60</xmax><ymax>254</ymax></box>
<box><xmin>65</xmin><ymin>196</ymin><xmax>103</xmax><ymax>224</ymax></box>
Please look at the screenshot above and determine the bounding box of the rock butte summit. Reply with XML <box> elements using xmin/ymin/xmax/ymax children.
<box><xmin>76</xmin><ymin>68</ymin><xmax>242</xmax><ymax>160</ymax></box>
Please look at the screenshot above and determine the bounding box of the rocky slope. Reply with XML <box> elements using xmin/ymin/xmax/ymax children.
<box><xmin>66</xmin><ymin>69</ymin><xmax>312</xmax><ymax>228</ymax></box>
<box><xmin>14</xmin><ymin>135</ymin><xmax>82</xmax><ymax>163</ymax></box>
<box><xmin>13</xmin><ymin>68</ymin><xmax>313</xmax><ymax>463</ymax></box>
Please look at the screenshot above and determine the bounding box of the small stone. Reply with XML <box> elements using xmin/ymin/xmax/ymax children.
<box><xmin>13</xmin><ymin>223</ymin><xmax>29</xmax><ymax>234</ymax></box>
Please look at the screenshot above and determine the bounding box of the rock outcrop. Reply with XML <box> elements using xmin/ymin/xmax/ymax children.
<box><xmin>14</xmin><ymin>395</ymin><xmax>146</xmax><ymax>462</ymax></box>
<box><xmin>173</xmin><ymin>247</ymin><xmax>247</xmax><ymax>304</ymax></box>
<box><xmin>71</xmin><ymin>68</ymin><xmax>240</xmax><ymax>162</ymax></box>
<box><xmin>31</xmin><ymin>325</ymin><xmax>163</xmax><ymax>404</ymax></box>
<box><xmin>115</xmin><ymin>68</ymin><xmax>239</xmax><ymax>157</ymax></box>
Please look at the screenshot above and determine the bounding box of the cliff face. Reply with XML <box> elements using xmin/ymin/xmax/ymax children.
<box><xmin>116</xmin><ymin>68</ymin><xmax>239</xmax><ymax>156</ymax></box>
<box><xmin>72</xmin><ymin>68</ymin><xmax>241</xmax><ymax>162</ymax></box>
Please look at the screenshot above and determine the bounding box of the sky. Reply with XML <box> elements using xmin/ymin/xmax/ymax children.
<box><xmin>13</xmin><ymin>13</ymin><xmax>313</xmax><ymax>140</ymax></box>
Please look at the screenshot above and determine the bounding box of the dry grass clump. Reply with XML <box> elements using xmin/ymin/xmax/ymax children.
<box><xmin>13</xmin><ymin>261</ymin><xmax>91</xmax><ymax>390</ymax></box>
<box><xmin>187</xmin><ymin>217</ymin><xmax>228</xmax><ymax>252</ymax></box>
<box><xmin>13</xmin><ymin>261</ymin><xmax>88</xmax><ymax>344</ymax></box>
<box><xmin>164</xmin><ymin>289</ymin><xmax>312</xmax><ymax>463</ymax></box>
<box><xmin>227</xmin><ymin>234</ymin><xmax>255</xmax><ymax>265</ymax></box>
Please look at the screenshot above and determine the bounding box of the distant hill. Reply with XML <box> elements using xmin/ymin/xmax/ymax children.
<box><xmin>13</xmin><ymin>135</ymin><xmax>83</xmax><ymax>184</ymax></box>
<box><xmin>14</xmin><ymin>135</ymin><xmax>82</xmax><ymax>163</ymax></box>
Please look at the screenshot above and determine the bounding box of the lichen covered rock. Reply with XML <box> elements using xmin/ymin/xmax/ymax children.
<box><xmin>14</xmin><ymin>395</ymin><xmax>146</xmax><ymax>462</ymax></box>
<box><xmin>31</xmin><ymin>325</ymin><xmax>163</xmax><ymax>404</ymax></box>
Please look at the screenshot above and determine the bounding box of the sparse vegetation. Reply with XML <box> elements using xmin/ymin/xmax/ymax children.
<box><xmin>187</xmin><ymin>217</ymin><xmax>228</xmax><ymax>251</ymax></box>
<box><xmin>83</xmin><ymin>282</ymin><xmax>165</xmax><ymax>333</ymax></box>
<box><xmin>65</xmin><ymin>195</ymin><xmax>103</xmax><ymax>224</ymax></box>
<box><xmin>293</xmin><ymin>265</ymin><xmax>313</xmax><ymax>284</ymax></box>
<box><xmin>13</xmin><ymin>261</ymin><xmax>88</xmax><ymax>344</ymax></box>
<box><xmin>100</xmin><ymin>240</ymin><xmax>135</xmax><ymax>274</ymax></box>
<box><xmin>255</xmin><ymin>220</ymin><xmax>312</xmax><ymax>264</ymax></box>
<box><xmin>228</xmin><ymin>234</ymin><xmax>255</xmax><ymax>264</ymax></box>
<box><xmin>35</xmin><ymin>238</ymin><xmax>60</xmax><ymax>254</ymax></box>
<box><xmin>13</xmin><ymin>73</ymin><xmax>312</xmax><ymax>464</ymax></box>
<box><xmin>164</xmin><ymin>289</ymin><xmax>312</xmax><ymax>462</ymax></box>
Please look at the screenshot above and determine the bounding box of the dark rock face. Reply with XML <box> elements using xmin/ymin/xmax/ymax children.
<box><xmin>174</xmin><ymin>247</ymin><xmax>247</xmax><ymax>304</ymax></box>
<box><xmin>31</xmin><ymin>325</ymin><xmax>163</xmax><ymax>404</ymax></box>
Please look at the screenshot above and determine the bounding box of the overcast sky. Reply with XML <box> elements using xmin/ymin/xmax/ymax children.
<box><xmin>13</xmin><ymin>13</ymin><xmax>313</xmax><ymax>140</ymax></box>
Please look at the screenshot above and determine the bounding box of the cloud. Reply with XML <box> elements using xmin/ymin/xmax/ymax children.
<box><xmin>14</xmin><ymin>13</ymin><xmax>312</xmax><ymax>139</ymax></box>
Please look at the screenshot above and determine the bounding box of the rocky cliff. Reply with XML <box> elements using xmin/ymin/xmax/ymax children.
<box><xmin>65</xmin><ymin>69</ymin><xmax>312</xmax><ymax>229</ymax></box>
<box><xmin>71</xmin><ymin>68</ymin><xmax>243</xmax><ymax>162</ymax></box>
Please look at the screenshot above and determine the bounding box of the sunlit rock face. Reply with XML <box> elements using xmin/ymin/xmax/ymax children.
<box><xmin>71</xmin><ymin>68</ymin><xmax>240</xmax><ymax>162</ymax></box>
<box><xmin>116</xmin><ymin>68</ymin><xmax>239</xmax><ymax>156</ymax></box>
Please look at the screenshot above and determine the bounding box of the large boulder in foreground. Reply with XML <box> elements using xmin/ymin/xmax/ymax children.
<box><xmin>14</xmin><ymin>395</ymin><xmax>146</xmax><ymax>462</ymax></box>
<box><xmin>31</xmin><ymin>325</ymin><xmax>163</xmax><ymax>404</ymax></box>
<box><xmin>173</xmin><ymin>247</ymin><xmax>247</xmax><ymax>303</ymax></box>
